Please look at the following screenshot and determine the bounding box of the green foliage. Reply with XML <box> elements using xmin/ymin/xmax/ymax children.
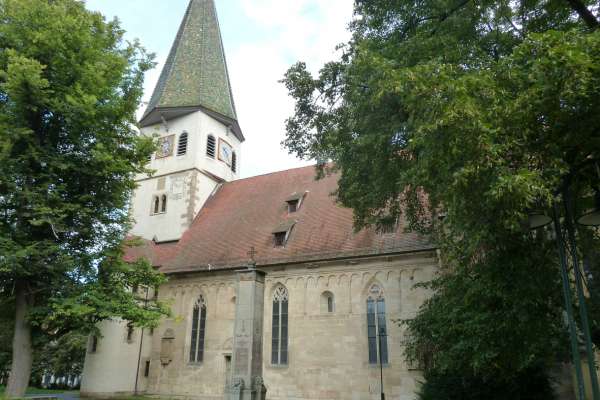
<box><xmin>283</xmin><ymin>0</ymin><xmax>600</xmax><ymax>393</ymax></box>
<box><xmin>0</xmin><ymin>0</ymin><xmax>168</xmax><ymax>388</ymax></box>
<box><xmin>417</xmin><ymin>365</ymin><xmax>556</xmax><ymax>400</ymax></box>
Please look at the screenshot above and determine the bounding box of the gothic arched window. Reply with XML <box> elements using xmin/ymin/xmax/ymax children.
<box><xmin>206</xmin><ymin>135</ymin><xmax>216</xmax><ymax>158</ymax></box>
<box><xmin>231</xmin><ymin>151</ymin><xmax>237</xmax><ymax>173</ymax></box>
<box><xmin>189</xmin><ymin>295</ymin><xmax>207</xmax><ymax>363</ymax></box>
<box><xmin>177</xmin><ymin>132</ymin><xmax>188</xmax><ymax>156</ymax></box>
<box><xmin>161</xmin><ymin>194</ymin><xmax>167</xmax><ymax>213</ymax></box>
<box><xmin>321</xmin><ymin>291</ymin><xmax>334</xmax><ymax>313</ymax></box>
<box><xmin>367</xmin><ymin>284</ymin><xmax>388</xmax><ymax>364</ymax></box>
<box><xmin>272</xmin><ymin>286</ymin><xmax>288</xmax><ymax>365</ymax></box>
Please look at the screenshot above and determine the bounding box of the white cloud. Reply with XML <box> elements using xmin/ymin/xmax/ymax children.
<box><xmin>231</xmin><ymin>0</ymin><xmax>354</xmax><ymax>177</ymax></box>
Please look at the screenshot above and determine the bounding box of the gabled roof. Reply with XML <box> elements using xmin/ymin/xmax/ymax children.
<box><xmin>123</xmin><ymin>238</ymin><xmax>179</xmax><ymax>268</ymax></box>
<box><xmin>156</xmin><ymin>165</ymin><xmax>434</xmax><ymax>273</ymax></box>
<box><xmin>139</xmin><ymin>0</ymin><xmax>242</xmax><ymax>140</ymax></box>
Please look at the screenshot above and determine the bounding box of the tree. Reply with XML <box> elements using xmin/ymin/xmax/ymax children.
<box><xmin>282</xmin><ymin>0</ymin><xmax>600</xmax><ymax>394</ymax></box>
<box><xmin>0</xmin><ymin>1</ymin><xmax>169</xmax><ymax>397</ymax></box>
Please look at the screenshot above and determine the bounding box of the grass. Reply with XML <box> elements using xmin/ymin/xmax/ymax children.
<box><xmin>0</xmin><ymin>385</ymin><xmax>78</xmax><ymax>395</ymax></box>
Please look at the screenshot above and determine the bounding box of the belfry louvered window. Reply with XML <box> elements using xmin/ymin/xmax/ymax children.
<box><xmin>189</xmin><ymin>295</ymin><xmax>207</xmax><ymax>363</ymax></box>
<box><xmin>231</xmin><ymin>151</ymin><xmax>237</xmax><ymax>173</ymax></box>
<box><xmin>177</xmin><ymin>132</ymin><xmax>188</xmax><ymax>156</ymax></box>
<box><xmin>206</xmin><ymin>135</ymin><xmax>216</xmax><ymax>158</ymax></box>
<box><xmin>367</xmin><ymin>284</ymin><xmax>388</xmax><ymax>365</ymax></box>
<box><xmin>272</xmin><ymin>286</ymin><xmax>289</xmax><ymax>365</ymax></box>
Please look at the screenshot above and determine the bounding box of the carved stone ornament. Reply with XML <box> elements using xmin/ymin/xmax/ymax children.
<box><xmin>231</xmin><ymin>377</ymin><xmax>244</xmax><ymax>392</ymax></box>
<box><xmin>252</xmin><ymin>376</ymin><xmax>265</xmax><ymax>391</ymax></box>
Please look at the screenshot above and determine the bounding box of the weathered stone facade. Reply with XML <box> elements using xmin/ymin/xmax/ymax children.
<box><xmin>134</xmin><ymin>251</ymin><xmax>437</xmax><ymax>400</ymax></box>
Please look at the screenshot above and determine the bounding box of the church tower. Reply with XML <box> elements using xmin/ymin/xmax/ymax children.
<box><xmin>81</xmin><ymin>1</ymin><xmax>241</xmax><ymax>396</ymax></box>
<box><xmin>131</xmin><ymin>0</ymin><xmax>243</xmax><ymax>242</ymax></box>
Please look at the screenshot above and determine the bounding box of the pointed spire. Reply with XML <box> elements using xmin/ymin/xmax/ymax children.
<box><xmin>140</xmin><ymin>0</ymin><xmax>242</xmax><ymax>140</ymax></box>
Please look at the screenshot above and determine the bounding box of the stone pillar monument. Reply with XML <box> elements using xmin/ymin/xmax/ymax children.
<box><xmin>229</xmin><ymin>262</ymin><xmax>267</xmax><ymax>400</ymax></box>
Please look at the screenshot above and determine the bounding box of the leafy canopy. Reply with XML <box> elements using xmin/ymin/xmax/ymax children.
<box><xmin>0</xmin><ymin>0</ymin><xmax>168</xmax><ymax>364</ymax></box>
<box><xmin>282</xmin><ymin>0</ymin><xmax>600</xmax><ymax>388</ymax></box>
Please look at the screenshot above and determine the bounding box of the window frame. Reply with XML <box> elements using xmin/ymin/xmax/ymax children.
<box><xmin>189</xmin><ymin>295</ymin><xmax>207</xmax><ymax>364</ymax></box>
<box><xmin>206</xmin><ymin>135</ymin><xmax>216</xmax><ymax>158</ymax></box>
<box><xmin>271</xmin><ymin>286</ymin><xmax>289</xmax><ymax>366</ymax></box>
<box><xmin>366</xmin><ymin>284</ymin><xmax>389</xmax><ymax>365</ymax></box>
<box><xmin>90</xmin><ymin>336</ymin><xmax>98</xmax><ymax>353</ymax></box>
<box><xmin>126</xmin><ymin>323</ymin><xmax>134</xmax><ymax>343</ymax></box>
<box><xmin>177</xmin><ymin>132</ymin><xmax>188</xmax><ymax>156</ymax></box>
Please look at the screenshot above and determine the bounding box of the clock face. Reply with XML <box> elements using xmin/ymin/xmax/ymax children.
<box><xmin>218</xmin><ymin>138</ymin><xmax>233</xmax><ymax>166</ymax></box>
<box><xmin>156</xmin><ymin>135</ymin><xmax>174</xmax><ymax>158</ymax></box>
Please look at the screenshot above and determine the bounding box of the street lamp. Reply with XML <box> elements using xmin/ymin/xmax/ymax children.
<box><xmin>577</xmin><ymin>190</ymin><xmax>600</xmax><ymax>227</ymax></box>
<box><xmin>529</xmin><ymin>162</ymin><xmax>600</xmax><ymax>400</ymax></box>
<box><xmin>528</xmin><ymin>211</ymin><xmax>553</xmax><ymax>230</ymax></box>
<box><xmin>378</xmin><ymin>326</ymin><xmax>386</xmax><ymax>400</ymax></box>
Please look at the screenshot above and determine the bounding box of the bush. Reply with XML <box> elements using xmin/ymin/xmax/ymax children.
<box><xmin>418</xmin><ymin>367</ymin><xmax>556</xmax><ymax>400</ymax></box>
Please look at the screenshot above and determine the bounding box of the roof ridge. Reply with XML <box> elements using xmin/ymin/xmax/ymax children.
<box><xmin>226</xmin><ymin>164</ymin><xmax>323</xmax><ymax>185</ymax></box>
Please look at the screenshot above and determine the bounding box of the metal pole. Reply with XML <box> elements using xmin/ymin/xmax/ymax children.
<box><xmin>563</xmin><ymin>188</ymin><xmax>600</xmax><ymax>400</ymax></box>
<box><xmin>378</xmin><ymin>327</ymin><xmax>385</xmax><ymax>400</ymax></box>
<box><xmin>553</xmin><ymin>202</ymin><xmax>586</xmax><ymax>399</ymax></box>
<box><xmin>134</xmin><ymin>287</ymin><xmax>150</xmax><ymax>396</ymax></box>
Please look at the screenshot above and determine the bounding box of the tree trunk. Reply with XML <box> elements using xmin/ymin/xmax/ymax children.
<box><xmin>6</xmin><ymin>281</ymin><xmax>33</xmax><ymax>398</ymax></box>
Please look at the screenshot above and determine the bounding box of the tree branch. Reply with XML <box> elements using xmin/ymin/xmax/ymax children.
<box><xmin>565</xmin><ymin>0</ymin><xmax>600</xmax><ymax>29</ymax></box>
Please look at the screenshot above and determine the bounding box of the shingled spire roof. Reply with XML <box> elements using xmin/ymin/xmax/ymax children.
<box><xmin>139</xmin><ymin>0</ymin><xmax>243</xmax><ymax>141</ymax></box>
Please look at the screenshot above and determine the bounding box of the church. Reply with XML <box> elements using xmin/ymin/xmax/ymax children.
<box><xmin>80</xmin><ymin>1</ymin><xmax>438</xmax><ymax>399</ymax></box>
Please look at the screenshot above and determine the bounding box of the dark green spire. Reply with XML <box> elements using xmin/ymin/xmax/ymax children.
<box><xmin>140</xmin><ymin>0</ymin><xmax>242</xmax><ymax>140</ymax></box>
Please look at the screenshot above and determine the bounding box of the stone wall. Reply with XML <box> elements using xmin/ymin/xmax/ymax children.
<box><xmin>145</xmin><ymin>250</ymin><xmax>438</xmax><ymax>400</ymax></box>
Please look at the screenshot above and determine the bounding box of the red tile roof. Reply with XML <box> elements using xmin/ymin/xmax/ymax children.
<box><xmin>155</xmin><ymin>165</ymin><xmax>433</xmax><ymax>273</ymax></box>
<box><xmin>124</xmin><ymin>238</ymin><xmax>179</xmax><ymax>267</ymax></box>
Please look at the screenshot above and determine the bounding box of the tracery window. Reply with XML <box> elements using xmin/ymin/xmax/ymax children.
<box><xmin>177</xmin><ymin>132</ymin><xmax>188</xmax><ymax>156</ymax></box>
<box><xmin>271</xmin><ymin>286</ymin><xmax>288</xmax><ymax>365</ymax></box>
<box><xmin>189</xmin><ymin>295</ymin><xmax>207</xmax><ymax>363</ymax></box>
<box><xmin>206</xmin><ymin>135</ymin><xmax>216</xmax><ymax>158</ymax></box>
<box><xmin>367</xmin><ymin>284</ymin><xmax>388</xmax><ymax>364</ymax></box>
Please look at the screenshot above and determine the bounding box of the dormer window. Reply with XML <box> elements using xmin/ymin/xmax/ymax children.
<box><xmin>288</xmin><ymin>200</ymin><xmax>298</xmax><ymax>213</ymax></box>
<box><xmin>272</xmin><ymin>220</ymin><xmax>296</xmax><ymax>247</ymax></box>
<box><xmin>274</xmin><ymin>232</ymin><xmax>287</xmax><ymax>247</ymax></box>
<box><xmin>285</xmin><ymin>192</ymin><xmax>306</xmax><ymax>213</ymax></box>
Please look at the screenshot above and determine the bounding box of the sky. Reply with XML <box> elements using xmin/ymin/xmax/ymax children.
<box><xmin>84</xmin><ymin>0</ymin><xmax>355</xmax><ymax>178</ymax></box>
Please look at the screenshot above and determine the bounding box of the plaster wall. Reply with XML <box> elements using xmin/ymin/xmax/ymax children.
<box><xmin>80</xmin><ymin>318</ymin><xmax>153</xmax><ymax>397</ymax></box>
<box><xmin>130</xmin><ymin>110</ymin><xmax>241</xmax><ymax>242</ymax></box>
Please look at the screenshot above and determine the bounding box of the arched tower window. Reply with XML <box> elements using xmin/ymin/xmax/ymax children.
<box><xmin>272</xmin><ymin>286</ymin><xmax>288</xmax><ymax>365</ymax></box>
<box><xmin>206</xmin><ymin>135</ymin><xmax>216</xmax><ymax>158</ymax></box>
<box><xmin>153</xmin><ymin>196</ymin><xmax>160</xmax><ymax>214</ymax></box>
<box><xmin>160</xmin><ymin>194</ymin><xmax>167</xmax><ymax>213</ymax></box>
<box><xmin>189</xmin><ymin>295</ymin><xmax>207</xmax><ymax>363</ymax></box>
<box><xmin>367</xmin><ymin>284</ymin><xmax>388</xmax><ymax>365</ymax></box>
<box><xmin>231</xmin><ymin>151</ymin><xmax>237</xmax><ymax>173</ymax></box>
<box><xmin>177</xmin><ymin>132</ymin><xmax>188</xmax><ymax>156</ymax></box>
<box><xmin>321</xmin><ymin>291</ymin><xmax>334</xmax><ymax>313</ymax></box>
